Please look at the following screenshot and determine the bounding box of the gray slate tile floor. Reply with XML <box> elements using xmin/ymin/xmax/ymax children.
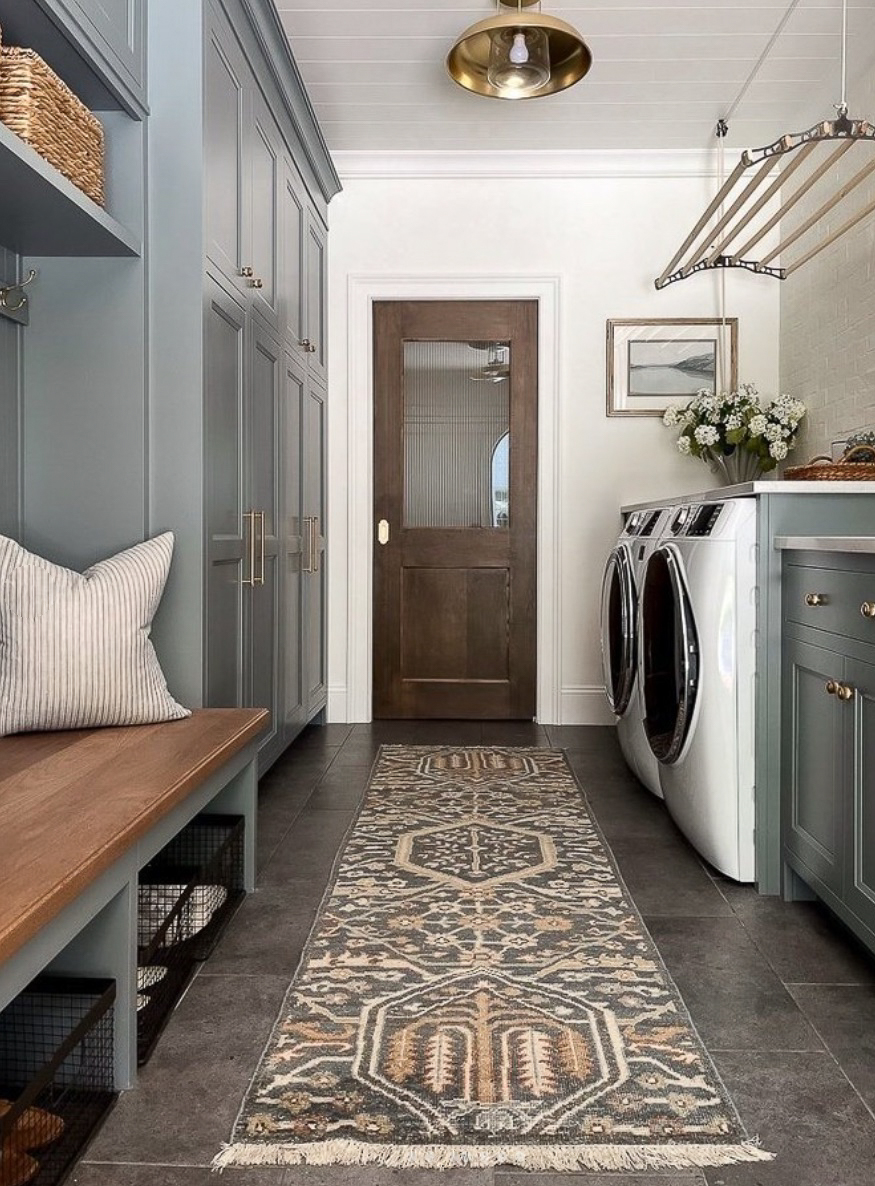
<box><xmin>73</xmin><ymin>723</ymin><xmax>875</xmax><ymax>1186</ymax></box>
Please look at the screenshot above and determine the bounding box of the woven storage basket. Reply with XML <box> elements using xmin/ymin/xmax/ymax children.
<box><xmin>784</xmin><ymin>444</ymin><xmax>875</xmax><ymax>481</ymax></box>
<box><xmin>0</xmin><ymin>25</ymin><xmax>104</xmax><ymax>205</ymax></box>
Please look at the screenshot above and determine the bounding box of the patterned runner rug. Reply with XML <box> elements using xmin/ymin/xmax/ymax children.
<box><xmin>215</xmin><ymin>746</ymin><xmax>772</xmax><ymax>1172</ymax></box>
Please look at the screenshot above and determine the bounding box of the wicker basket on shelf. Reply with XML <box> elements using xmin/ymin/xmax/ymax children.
<box><xmin>0</xmin><ymin>24</ymin><xmax>104</xmax><ymax>205</ymax></box>
<box><xmin>784</xmin><ymin>444</ymin><xmax>875</xmax><ymax>481</ymax></box>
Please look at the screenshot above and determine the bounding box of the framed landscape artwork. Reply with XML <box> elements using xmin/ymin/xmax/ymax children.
<box><xmin>606</xmin><ymin>318</ymin><xmax>738</xmax><ymax>416</ymax></box>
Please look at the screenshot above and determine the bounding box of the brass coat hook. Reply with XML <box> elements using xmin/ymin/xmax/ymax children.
<box><xmin>0</xmin><ymin>269</ymin><xmax>37</xmax><ymax>312</ymax></box>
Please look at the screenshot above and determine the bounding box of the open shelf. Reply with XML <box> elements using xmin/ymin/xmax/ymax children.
<box><xmin>0</xmin><ymin>121</ymin><xmax>140</xmax><ymax>256</ymax></box>
<box><xmin>0</xmin><ymin>0</ymin><xmax>137</xmax><ymax>114</ymax></box>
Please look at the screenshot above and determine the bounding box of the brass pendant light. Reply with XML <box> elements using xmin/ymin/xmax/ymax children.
<box><xmin>447</xmin><ymin>0</ymin><xmax>592</xmax><ymax>100</ymax></box>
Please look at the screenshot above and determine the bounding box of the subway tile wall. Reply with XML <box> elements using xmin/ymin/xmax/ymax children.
<box><xmin>779</xmin><ymin>61</ymin><xmax>875</xmax><ymax>460</ymax></box>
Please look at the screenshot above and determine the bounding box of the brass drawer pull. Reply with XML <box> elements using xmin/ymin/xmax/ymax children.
<box><xmin>805</xmin><ymin>593</ymin><xmax>828</xmax><ymax>607</ymax></box>
<box><xmin>862</xmin><ymin>601</ymin><xmax>875</xmax><ymax>619</ymax></box>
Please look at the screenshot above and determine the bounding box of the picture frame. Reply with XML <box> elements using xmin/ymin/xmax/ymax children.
<box><xmin>606</xmin><ymin>318</ymin><xmax>738</xmax><ymax>417</ymax></box>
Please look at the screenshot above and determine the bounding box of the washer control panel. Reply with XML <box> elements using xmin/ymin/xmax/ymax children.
<box><xmin>669</xmin><ymin>503</ymin><xmax>724</xmax><ymax>537</ymax></box>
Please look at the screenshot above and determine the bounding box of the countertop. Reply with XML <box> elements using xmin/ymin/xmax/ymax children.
<box><xmin>621</xmin><ymin>480</ymin><xmax>875</xmax><ymax>513</ymax></box>
<box><xmin>774</xmin><ymin>535</ymin><xmax>875</xmax><ymax>554</ymax></box>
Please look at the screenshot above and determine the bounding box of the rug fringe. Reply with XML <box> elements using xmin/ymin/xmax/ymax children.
<box><xmin>212</xmin><ymin>1138</ymin><xmax>774</xmax><ymax>1172</ymax></box>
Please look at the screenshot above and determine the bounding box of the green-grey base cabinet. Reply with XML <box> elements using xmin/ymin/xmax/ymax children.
<box><xmin>781</xmin><ymin>547</ymin><xmax>875</xmax><ymax>952</ymax></box>
<box><xmin>149</xmin><ymin>0</ymin><xmax>338</xmax><ymax>772</ymax></box>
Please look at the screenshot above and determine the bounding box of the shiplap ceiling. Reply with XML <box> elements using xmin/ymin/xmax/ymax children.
<box><xmin>275</xmin><ymin>1</ymin><xmax>875</xmax><ymax>155</ymax></box>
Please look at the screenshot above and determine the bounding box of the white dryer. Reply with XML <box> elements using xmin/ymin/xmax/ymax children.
<box><xmin>600</xmin><ymin>506</ymin><xmax>672</xmax><ymax>798</ymax></box>
<box><xmin>639</xmin><ymin>497</ymin><xmax>757</xmax><ymax>881</ymax></box>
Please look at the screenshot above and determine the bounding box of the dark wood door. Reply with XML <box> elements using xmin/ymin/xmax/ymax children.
<box><xmin>373</xmin><ymin>300</ymin><xmax>537</xmax><ymax>719</ymax></box>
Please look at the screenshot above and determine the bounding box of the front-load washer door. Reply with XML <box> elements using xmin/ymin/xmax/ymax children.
<box><xmin>641</xmin><ymin>545</ymin><xmax>699</xmax><ymax>763</ymax></box>
<box><xmin>600</xmin><ymin>545</ymin><xmax>637</xmax><ymax>717</ymax></box>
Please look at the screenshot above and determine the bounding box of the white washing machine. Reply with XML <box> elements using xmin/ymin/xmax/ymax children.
<box><xmin>638</xmin><ymin>497</ymin><xmax>757</xmax><ymax>881</ymax></box>
<box><xmin>600</xmin><ymin>506</ymin><xmax>673</xmax><ymax>798</ymax></box>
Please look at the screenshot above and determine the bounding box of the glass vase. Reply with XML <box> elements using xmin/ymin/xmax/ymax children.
<box><xmin>713</xmin><ymin>449</ymin><xmax>763</xmax><ymax>485</ymax></box>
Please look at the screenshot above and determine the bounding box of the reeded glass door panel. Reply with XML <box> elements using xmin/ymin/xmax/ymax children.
<box><xmin>402</xmin><ymin>340</ymin><xmax>510</xmax><ymax>528</ymax></box>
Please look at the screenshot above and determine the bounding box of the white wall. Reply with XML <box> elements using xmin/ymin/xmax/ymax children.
<box><xmin>780</xmin><ymin>60</ymin><xmax>875</xmax><ymax>458</ymax></box>
<box><xmin>326</xmin><ymin>159</ymin><xmax>781</xmax><ymax>723</ymax></box>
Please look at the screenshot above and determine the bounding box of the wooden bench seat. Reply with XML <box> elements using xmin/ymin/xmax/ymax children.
<box><xmin>0</xmin><ymin>708</ymin><xmax>268</xmax><ymax>1087</ymax></box>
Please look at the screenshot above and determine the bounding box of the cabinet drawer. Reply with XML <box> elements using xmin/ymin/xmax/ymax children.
<box><xmin>784</xmin><ymin>561</ymin><xmax>875</xmax><ymax>646</ymax></box>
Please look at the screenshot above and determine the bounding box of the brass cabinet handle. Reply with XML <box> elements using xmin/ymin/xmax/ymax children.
<box><xmin>240</xmin><ymin>266</ymin><xmax>254</xmax><ymax>278</ymax></box>
<box><xmin>312</xmin><ymin>516</ymin><xmax>321</xmax><ymax>573</ymax></box>
<box><xmin>242</xmin><ymin>511</ymin><xmax>256</xmax><ymax>586</ymax></box>
<box><xmin>805</xmin><ymin>593</ymin><xmax>828</xmax><ymax>607</ymax></box>
<box><xmin>825</xmin><ymin>679</ymin><xmax>839</xmax><ymax>696</ymax></box>
<box><xmin>836</xmin><ymin>683</ymin><xmax>855</xmax><ymax>702</ymax></box>
<box><xmin>302</xmin><ymin>517</ymin><xmax>313</xmax><ymax>573</ymax></box>
<box><xmin>299</xmin><ymin>338</ymin><xmax>317</xmax><ymax>353</ymax></box>
<box><xmin>248</xmin><ymin>277</ymin><xmax>264</xmax><ymax>289</ymax></box>
<box><xmin>862</xmin><ymin>601</ymin><xmax>875</xmax><ymax>619</ymax></box>
<box><xmin>255</xmin><ymin>511</ymin><xmax>266</xmax><ymax>586</ymax></box>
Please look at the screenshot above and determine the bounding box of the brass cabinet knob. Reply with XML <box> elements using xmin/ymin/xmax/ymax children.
<box><xmin>837</xmin><ymin>683</ymin><xmax>855</xmax><ymax>701</ymax></box>
<box><xmin>240</xmin><ymin>266</ymin><xmax>254</xmax><ymax>278</ymax></box>
<box><xmin>805</xmin><ymin>593</ymin><xmax>828</xmax><ymax>607</ymax></box>
<box><xmin>825</xmin><ymin>680</ymin><xmax>839</xmax><ymax>696</ymax></box>
<box><xmin>862</xmin><ymin>601</ymin><xmax>875</xmax><ymax>619</ymax></box>
<box><xmin>299</xmin><ymin>338</ymin><xmax>317</xmax><ymax>353</ymax></box>
<box><xmin>248</xmin><ymin>277</ymin><xmax>264</xmax><ymax>289</ymax></box>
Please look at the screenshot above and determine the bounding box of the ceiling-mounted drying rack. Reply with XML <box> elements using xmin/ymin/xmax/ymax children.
<box><xmin>654</xmin><ymin>113</ymin><xmax>875</xmax><ymax>289</ymax></box>
<box><xmin>655</xmin><ymin>0</ymin><xmax>874</xmax><ymax>290</ymax></box>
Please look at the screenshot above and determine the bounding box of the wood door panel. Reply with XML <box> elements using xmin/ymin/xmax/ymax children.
<box><xmin>374</xmin><ymin>300</ymin><xmax>536</xmax><ymax>719</ymax></box>
<box><xmin>400</xmin><ymin>567</ymin><xmax>510</xmax><ymax>682</ymax></box>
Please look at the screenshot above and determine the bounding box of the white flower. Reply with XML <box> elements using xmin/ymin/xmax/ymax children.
<box><xmin>694</xmin><ymin>425</ymin><xmax>719</xmax><ymax>446</ymax></box>
<box><xmin>662</xmin><ymin>405</ymin><xmax>681</xmax><ymax>427</ymax></box>
<box><xmin>677</xmin><ymin>436</ymin><xmax>692</xmax><ymax>454</ymax></box>
<box><xmin>769</xmin><ymin>440</ymin><xmax>789</xmax><ymax>461</ymax></box>
<box><xmin>725</xmin><ymin>413</ymin><xmax>743</xmax><ymax>430</ymax></box>
<box><xmin>764</xmin><ymin>422</ymin><xmax>783</xmax><ymax>442</ymax></box>
<box><xmin>748</xmin><ymin>414</ymin><xmax>767</xmax><ymax>436</ymax></box>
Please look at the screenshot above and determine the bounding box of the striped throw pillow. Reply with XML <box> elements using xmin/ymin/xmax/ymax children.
<box><xmin>0</xmin><ymin>533</ymin><xmax>190</xmax><ymax>735</ymax></box>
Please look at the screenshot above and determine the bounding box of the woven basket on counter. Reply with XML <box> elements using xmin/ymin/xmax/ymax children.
<box><xmin>784</xmin><ymin>444</ymin><xmax>875</xmax><ymax>481</ymax></box>
<box><xmin>0</xmin><ymin>24</ymin><xmax>104</xmax><ymax>206</ymax></box>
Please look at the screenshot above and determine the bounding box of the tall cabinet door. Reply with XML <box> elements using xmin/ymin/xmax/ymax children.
<box><xmin>204</xmin><ymin>281</ymin><xmax>246</xmax><ymax>708</ymax></box>
<box><xmin>303</xmin><ymin>381</ymin><xmax>327</xmax><ymax>718</ymax></box>
<box><xmin>304</xmin><ymin>213</ymin><xmax>327</xmax><ymax>386</ymax></box>
<box><xmin>248</xmin><ymin>91</ymin><xmax>282</xmax><ymax>337</ymax></box>
<box><xmin>783</xmin><ymin>636</ymin><xmax>845</xmax><ymax>896</ymax></box>
<box><xmin>843</xmin><ymin>655</ymin><xmax>875</xmax><ymax>931</ymax></box>
<box><xmin>282</xmin><ymin>353</ymin><xmax>306</xmax><ymax>736</ymax></box>
<box><xmin>247</xmin><ymin>322</ymin><xmax>284</xmax><ymax>766</ymax></box>
<box><xmin>204</xmin><ymin>4</ymin><xmax>248</xmax><ymax>301</ymax></box>
<box><xmin>281</xmin><ymin>159</ymin><xmax>306</xmax><ymax>358</ymax></box>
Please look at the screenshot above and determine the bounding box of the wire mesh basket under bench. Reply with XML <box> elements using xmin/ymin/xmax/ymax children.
<box><xmin>0</xmin><ymin>977</ymin><xmax>116</xmax><ymax>1186</ymax></box>
<box><xmin>136</xmin><ymin>814</ymin><xmax>245</xmax><ymax>1064</ymax></box>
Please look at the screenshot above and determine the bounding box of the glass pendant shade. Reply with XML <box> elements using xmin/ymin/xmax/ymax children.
<box><xmin>487</xmin><ymin>26</ymin><xmax>550</xmax><ymax>94</ymax></box>
<box><xmin>447</xmin><ymin>6</ymin><xmax>591</xmax><ymax>100</ymax></box>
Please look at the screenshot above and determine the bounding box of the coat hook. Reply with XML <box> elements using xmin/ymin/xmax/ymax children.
<box><xmin>0</xmin><ymin>269</ymin><xmax>37</xmax><ymax>312</ymax></box>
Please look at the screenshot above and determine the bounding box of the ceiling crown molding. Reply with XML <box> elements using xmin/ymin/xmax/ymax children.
<box><xmin>332</xmin><ymin>149</ymin><xmax>719</xmax><ymax>181</ymax></box>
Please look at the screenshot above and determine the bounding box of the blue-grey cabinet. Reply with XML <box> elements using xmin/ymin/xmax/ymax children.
<box><xmin>54</xmin><ymin>0</ymin><xmax>146</xmax><ymax>99</ymax></box>
<box><xmin>782</xmin><ymin>549</ymin><xmax>875</xmax><ymax>949</ymax></box>
<box><xmin>151</xmin><ymin>0</ymin><xmax>335</xmax><ymax>770</ymax></box>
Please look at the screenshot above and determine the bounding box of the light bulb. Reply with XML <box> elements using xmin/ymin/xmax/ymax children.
<box><xmin>509</xmin><ymin>31</ymin><xmax>529</xmax><ymax>65</ymax></box>
<box><xmin>487</xmin><ymin>26</ymin><xmax>551</xmax><ymax>95</ymax></box>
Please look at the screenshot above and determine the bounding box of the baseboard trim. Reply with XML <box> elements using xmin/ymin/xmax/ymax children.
<box><xmin>558</xmin><ymin>686</ymin><xmax>615</xmax><ymax>726</ymax></box>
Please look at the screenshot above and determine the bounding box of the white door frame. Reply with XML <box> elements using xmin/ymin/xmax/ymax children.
<box><xmin>345</xmin><ymin>274</ymin><xmax>561</xmax><ymax>722</ymax></box>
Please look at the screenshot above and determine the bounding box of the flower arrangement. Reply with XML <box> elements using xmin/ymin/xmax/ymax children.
<box><xmin>662</xmin><ymin>383</ymin><xmax>806</xmax><ymax>473</ymax></box>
